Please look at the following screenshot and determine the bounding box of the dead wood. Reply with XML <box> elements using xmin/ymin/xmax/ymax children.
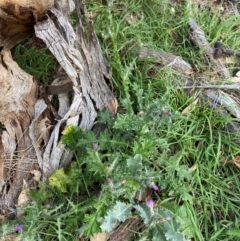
<box><xmin>137</xmin><ymin>24</ymin><xmax>240</xmax><ymax>136</ymax></box>
<box><xmin>0</xmin><ymin>49</ymin><xmax>38</xmax><ymax>212</ymax></box>
<box><xmin>202</xmin><ymin>89</ymin><xmax>240</xmax><ymax>118</ymax></box>
<box><xmin>0</xmin><ymin>0</ymin><xmax>54</xmax><ymax>48</ymax></box>
<box><xmin>31</xmin><ymin>1</ymin><xmax>117</xmax><ymax>180</ymax></box>
<box><xmin>138</xmin><ymin>46</ymin><xmax>193</xmax><ymax>75</ymax></box>
<box><xmin>107</xmin><ymin>216</ymin><xmax>145</xmax><ymax>241</ymax></box>
<box><xmin>189</xmin><ymin>18</ymin><xmax>231</xmax><ymax>79</ymax></box>
<box><xmin>0</xmin><ymin>0</ymin><xmax>117</xmax><ymax>213</ymax></box>
<box><xmin>213</xmin><ymin>41</ymin><xmax>240</xmax><ymax>59</ymax></box>
<box><xmin>177</xmin><ymin>83</ymin><xmax>240</xmax><ymax>91</ymax></box>
<box><xmin>55</xmin><ymin>0</ymin><xmax>75</xmax><ymax>16</ymax></box>
<box><xmin>188</xmin><ymin>18</ymin><xmax>240</xmax><ymax>128</ymax></box>
<box><xmin>45</xmin><ymin>81</ymin><xmax>73</xmax><ymax>95</ymax></box>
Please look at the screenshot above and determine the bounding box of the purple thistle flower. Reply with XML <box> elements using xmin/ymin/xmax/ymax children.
<box><xmin>146</xmin><ymin>199</ymin><xmax>154</xmax><ymax>208</ymax></box>
<box><xmin>152</xmin><ymin>184</ymin><xmax>159</xmax><ymax>191</ymax></box>
<box><xmin>107</xmin><ymin>177</ymin><xmax>112</xmax><ymax>183</ymax></box>
<box><xmin>166</xmin><ymin>110</ymin><xmax>171</xmax><ymax>116</ymax></box>
<box><xmin>15</xmin><ymin>224</ymin><xmax>22</xmax><ymax>232</ymax></box>
<box><xmin>93</xmin><ymin>143</ymin><xmax>98</xmax><ymax>149</ymax></box>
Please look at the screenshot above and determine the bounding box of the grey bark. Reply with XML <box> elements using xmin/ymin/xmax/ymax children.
<box><xmin>0</xmin><ymin>0</ymin><xmax>117</xmax><ymax>214</ymax></box>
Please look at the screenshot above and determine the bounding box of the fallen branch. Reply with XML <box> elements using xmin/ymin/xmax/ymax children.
<box><xmin>189</xmin><ymin>18</ymin><xmax>231</xmax><ymax>79</ymax></box>
<box><xmin>176</xmin><ymin>83</ymin><xmax>240</xmax><ymax>90</ymax></box>
<box><xmin>107</xmin><ymin>216</ymin><xmax>145</xmax><ymax>241</ymax></box>
<box><xmin>139</xmin><ymin>43</ymin><xmax>240</xmax><ymax>136</ymax></box>
<box><xmin>138</xmin><ymin>46</ymin><xmax>193</xmax><ymax>75</ymax></box>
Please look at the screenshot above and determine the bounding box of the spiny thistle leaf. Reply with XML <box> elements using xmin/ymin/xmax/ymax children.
<box><xmin>150</xmin><ymin>209</ymin><xmax>189</xmax><ymax>241</ymax></box>
<box><xmin>100</xmin><ymin>202</ymin><xmax>132</xmax><ymax>232</ymax></box>
<box><xmin>160</xmin><ymin>211</ymin><xmax>189</xmax><ymax>241</ymax></box>
<box><xmin>100</xmin><ymin>214</ymin><xmax>116</xmax><ymax>233</ymax></box>
<box><xmin>127</xmin><ymin>154</ymin><xmax>143</xmax><ymax>172</ymax></box>
<box><xmin>151</xmin><ymin>225</ymin><xmax>167</xmax><ymax>241</ymax></box>
<box><xmin>48</xmin><ymin>168</ymin><xmax>69</xmax><ymax>193</ymax></box>
<box><xmin>84</xmin><ymin>214</ymin><xmax>102</xmax><ymax>237</ymax></box>
<box><xmin>134</xmin><ymin>203</ymin><xmax>152</xmax><ymax>225</ymax></box>
<box><xmin>176</xmin><ymin>204</ymin><xmax>195</xmax><ymax>239</ymax></box>
<box><xmin>151</xmin><ymin>222</ymin><xmax>189</xmax><ymax>241</ymax></box>
<box><xmin>163</xmin><ymin>222</ymin><xmax>189</xmax><ymax>241</ymax></box>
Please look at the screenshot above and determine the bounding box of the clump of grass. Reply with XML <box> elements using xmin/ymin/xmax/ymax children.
<box><xmin>12</xmin><ymin>44</ymin><xmax>57</xmax><ymax>86</ymax></box>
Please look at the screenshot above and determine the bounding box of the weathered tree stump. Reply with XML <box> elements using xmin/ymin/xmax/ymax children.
<box><xmin>0</xmin><ymin>0</ymin><xmax>117</xmax><ymax>215</ymax></box>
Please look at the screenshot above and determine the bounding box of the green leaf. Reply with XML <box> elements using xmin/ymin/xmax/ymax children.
<box><xmin>150</xmin><ymin>224</ymin><xmax>167</xmax><ymax>241</ymax></box>
<box><xmin>177</xmin><ymin>165</ymin><xmax>192</xmax><ymax>181</ymax></box>
<box><xmin>84</xmin><ymin>214</ymin><xmax>101</xmax><ymax>237</ymax></box>
<box><xmin>151</xmin><ymin>220</ymin><xmax>189</xmax><ymax>241</ymax></box>
<box><xmin>113</xmin><ymin>113</ymin><xmax>142</xmax><ymax>131</ymax></box>
<box><xmin>134</xmin><ymin>204</ymin><xmax>152</xmax><ymax>225</ymax></box>
<box><xmin>163</xmin><ymin>221</ymin><xmax>188</xmax><ymax>241</ymax></box>
<box><xmin>176</xmin><ymin>204</ymin><xmax>195</xmax><ymax>239</ymax></box>
<box><xmin>100</xmin><ymin>202</ymin><xmax>132</xmax><ymax>232</ymax></box>
<box><xmin>108</xmin><ymin>155</ymin><xmax>120</xmax><ymax>174</ymax></box>
<box><xmin>61</xmin><ymin>125</ymin><xmax>84</xmax><ymax>150</ymax></box>
<box><xmin>48</xmin><ymin>168</ymin><xmax>69</xmax><ymax>193</ymax></box>
<box><xmin>77</xmin><ymin>130</ymin><xmax>97</xmax><ymax>148</ymax></box>
<box><xmin>161</xmin><ymin>216</ymin><xmax>188</xmax><ymax>241</ymax></box>
<box><xmin>227</xmin><ymin>228</ymin><xmax>240</xmax><ymax>238</ymax></box>
<box><xmin>127</xmin><ymin>154</ymin><xmax>143</xmax><ymax>172</ymax></box>
<box><xmin>64</xmin><ymin>162</ymin><xmax>82</xmax><ymax>192</ymax></box>
<box><xmin>133</xmin><ymin>139</ymin><xmax>155</xmax><ymax>157</ymax></box>
<box><xmin>177</xmin><ymin>188</ymin><xmax>193</xmax><ymax>203</ymax></box>
<box><xmin>100</xmin><ymin>214</ymin><xmax>116</xmax><ymax>232</ymax></box>
<box><xmin>150</xmin><ymin>209</ymin><xmax>190</xmax><ymax>241</ymax></box>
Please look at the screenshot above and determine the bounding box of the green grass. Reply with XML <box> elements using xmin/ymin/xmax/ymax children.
<box><xmin>2</xmin><ymin>0</ymin><xmax>240</xmax><ymax>240</ymax></box>
<box><xmin>13</xmin><ymin>44</ymin><xmax>57</xmax><ymax>86</ymax></box>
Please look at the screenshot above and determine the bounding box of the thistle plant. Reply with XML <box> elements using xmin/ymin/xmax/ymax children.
<box><xmin>60</xmin><ymin>84</ymin><xmax>192</xmax><ymax>240</ymax></box>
